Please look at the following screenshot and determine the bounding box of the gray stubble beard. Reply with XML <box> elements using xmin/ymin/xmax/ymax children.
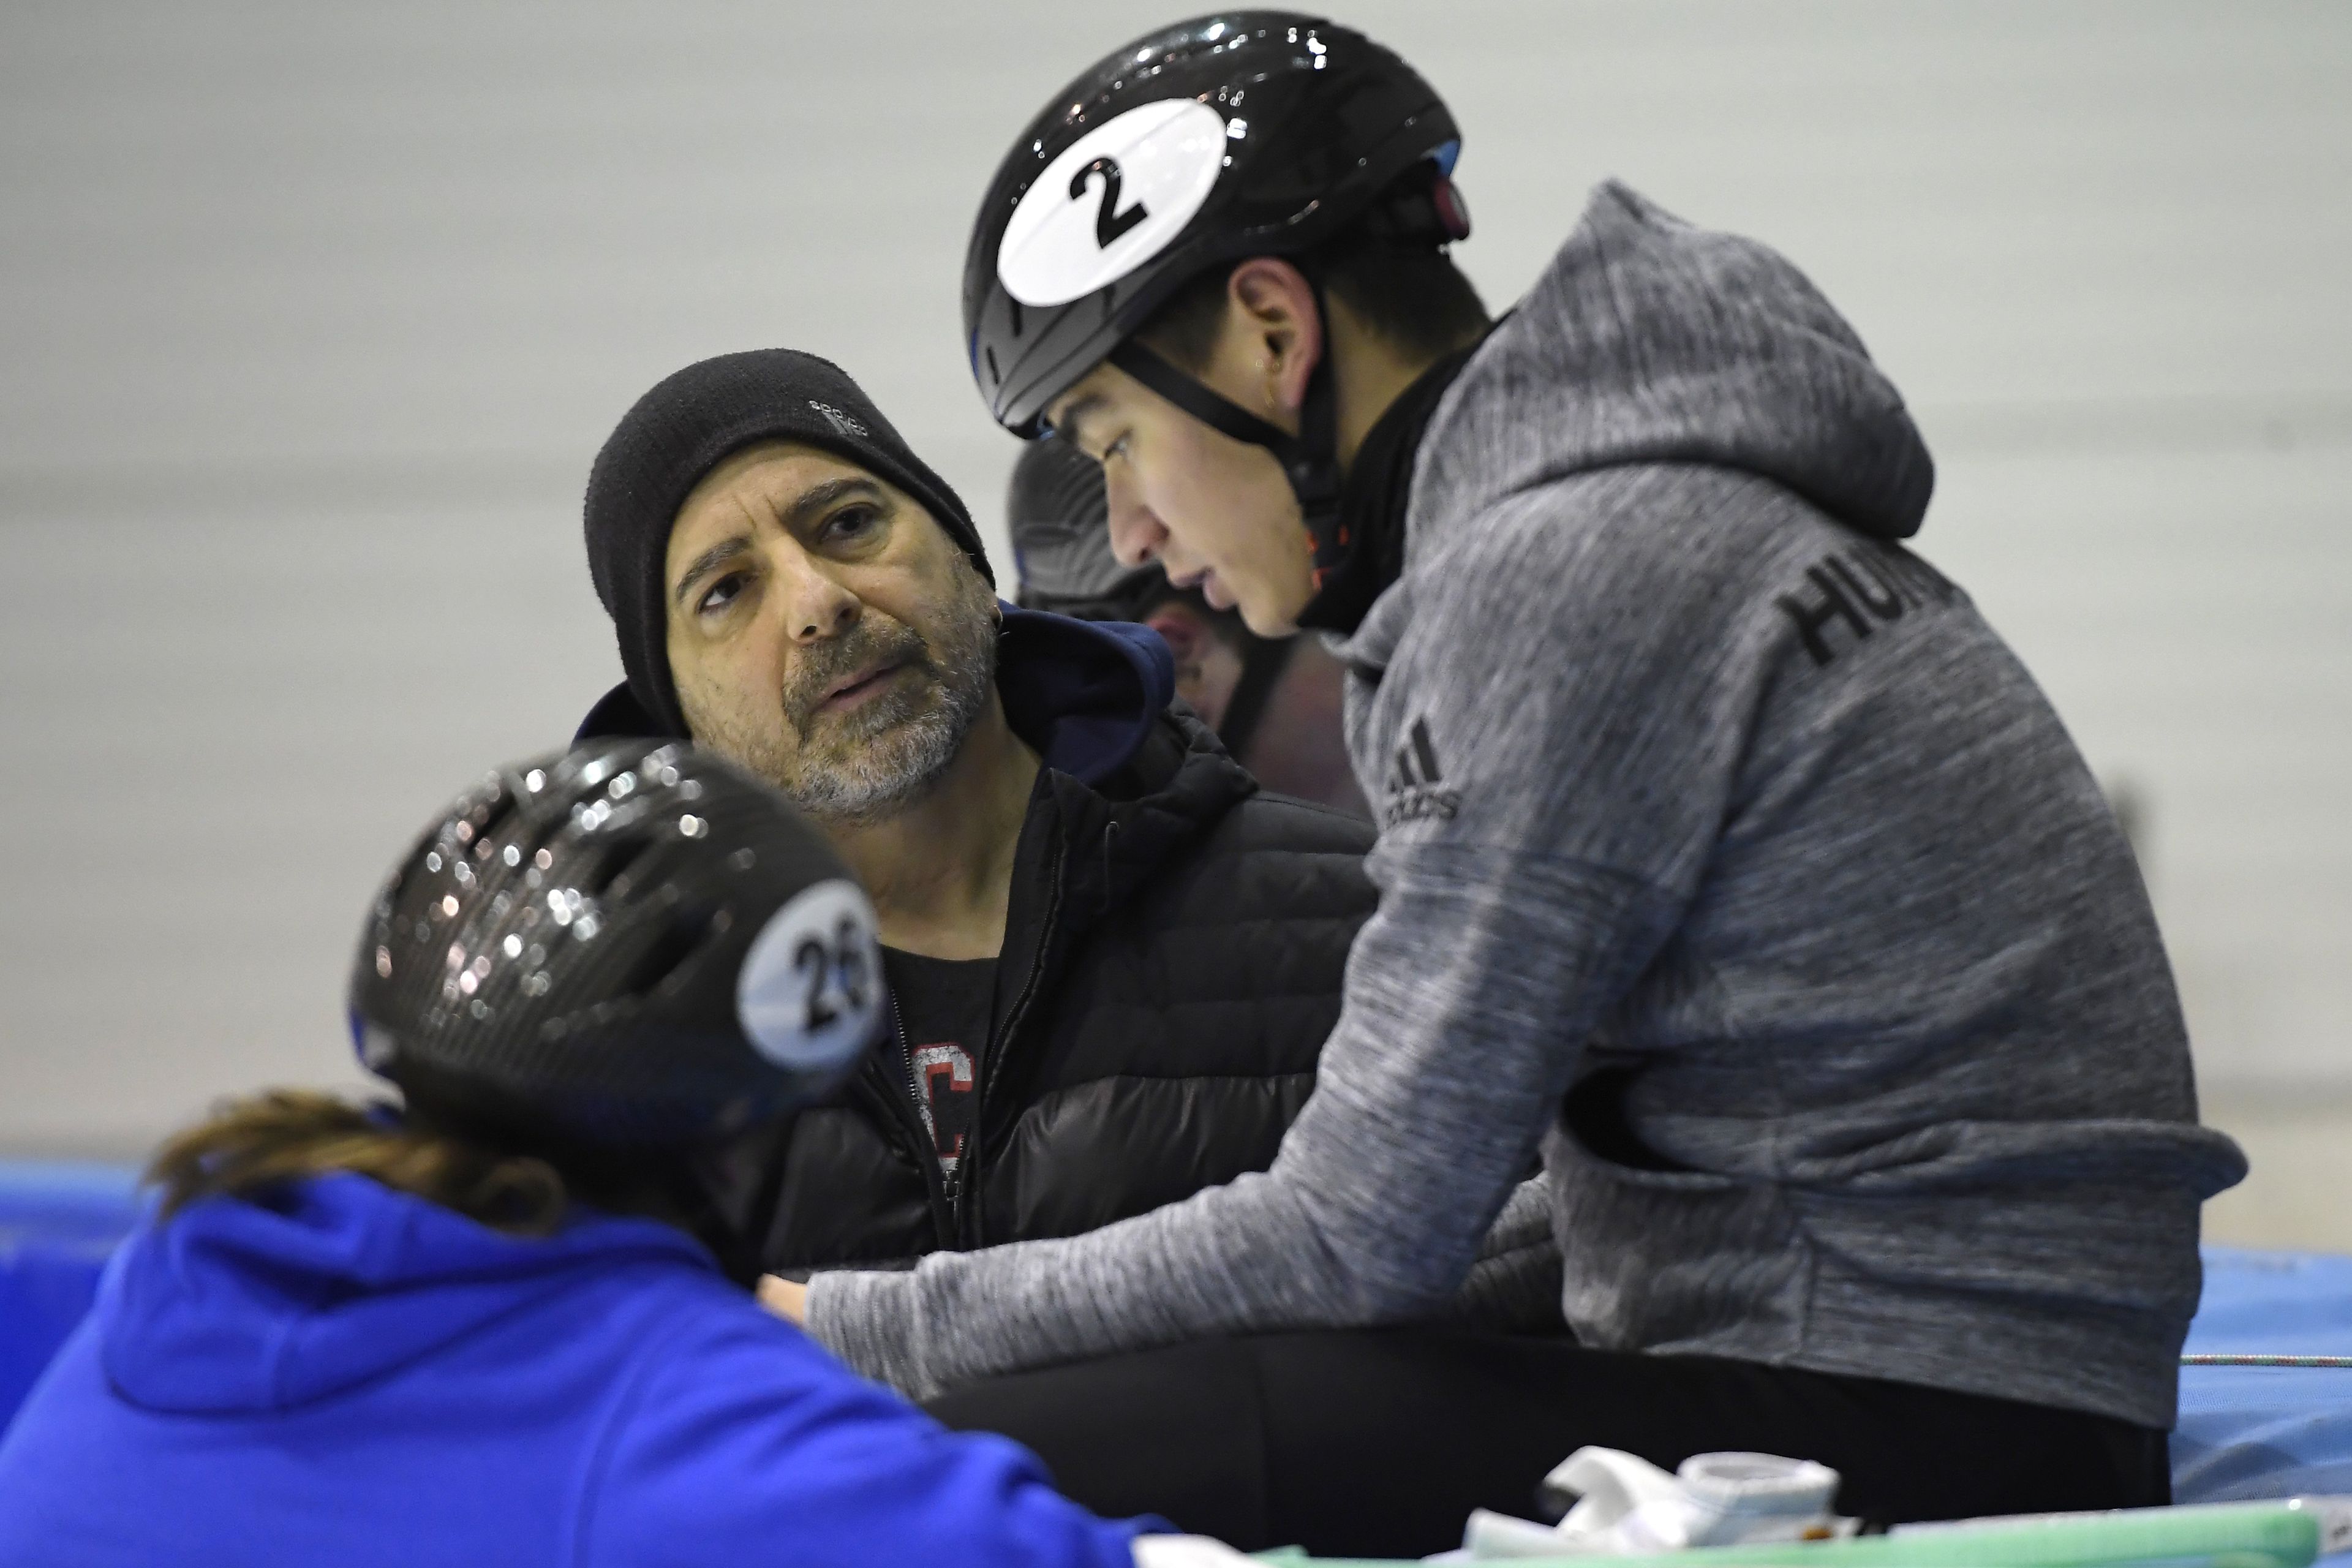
<box><xmin>699</xmin><ymin>567</ymin><xmax>1000</xmax><ymax>828</ymax></box>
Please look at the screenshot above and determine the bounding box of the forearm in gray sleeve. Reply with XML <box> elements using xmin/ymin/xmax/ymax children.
<box><xmin>807</xmin><ymin>851</ymin><xmax>1665</xmax><ymax>1398</ymax></box>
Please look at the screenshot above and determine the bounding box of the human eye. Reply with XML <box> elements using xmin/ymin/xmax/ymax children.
<box><xmin>818</xmin><ymin>502</ymin><xmax>884</xmax><ymax>547</ymax></box>
<box><xmin>695</xmin><ymin>571</ymin><xmax>750</xmax><ymax>618</ymax></box>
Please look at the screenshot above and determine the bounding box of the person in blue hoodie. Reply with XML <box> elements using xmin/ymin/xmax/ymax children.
<box><xmin>0</xmin><ymin>739</ymin><xmax>1232</xmax><ymax>1568</ymax></box>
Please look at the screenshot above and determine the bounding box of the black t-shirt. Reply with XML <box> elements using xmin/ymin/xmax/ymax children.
<box><xmin>881</xmin><ymin>948</ymin><xmax>996</xmax><ymax>1182</ymax></box>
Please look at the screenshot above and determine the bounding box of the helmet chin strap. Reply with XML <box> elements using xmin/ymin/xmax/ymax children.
<box><xmin>1106</xmin><ymin>318</ymin><xmax>1349</xmax><ymax>593</ymax></box>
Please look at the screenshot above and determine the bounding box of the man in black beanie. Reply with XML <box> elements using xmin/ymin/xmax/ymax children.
<box><xmin>581</xmin><ymin>350</ymin><xmax>995</xmax><ymax>745</ymax></box>
<box><xmin>576</xmin><ymin>350</ymin><xmax>1485</xmax><ymax>1318</ymax></box>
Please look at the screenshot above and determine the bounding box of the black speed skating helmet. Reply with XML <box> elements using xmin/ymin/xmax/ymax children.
<box><xmin>1008</xmin><ymin>434</ymin><xmax>1159</xmax><ymax>619</ymax></box>
<box><xmin>349</xmin><ymin>739</ymin><xmax>883</xmax><ymax>1150</ymax></box>
<box><xmin>965</xmin><ymin>11</ymin><xmax>1465</xmax><ymax>438</ymax></box>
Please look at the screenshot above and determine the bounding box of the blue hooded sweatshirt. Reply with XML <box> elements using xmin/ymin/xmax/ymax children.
<box><xmin>0</xmin><ymin>1172</ymin><xmax>1151</xmax><ymax>1567</ymax></box>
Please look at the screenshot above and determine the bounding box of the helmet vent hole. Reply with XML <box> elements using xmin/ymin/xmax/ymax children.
<box><xmin>582</xmin><ymin>835</ymin><xmax>657</xmax><ymax>899</ymax></box>
<box><xmin>518</xmin><ymin>808</ymin><xmax>572</xmax><ymax>868</ymax></box>
<box><xmin>984</xmin><ymin>345</ymin><xmax>1001</xmax><ymax>385</ymax></box>
<box><xmin>619</xmin><ymin>902</ymin><xmax>718</xmax><ymax>998</ymax></box>
<box><xmin>1006</xmin><ymin>299</ymin><xmax>1023</xmax><ymax>337</ymax></box>
<box><xmin>469</xmin><ymin>791</ymin><xmax>521</xmax><ymax>858</ymax></box>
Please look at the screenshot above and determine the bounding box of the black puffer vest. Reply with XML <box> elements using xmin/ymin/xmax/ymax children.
<box><xmin>584</xmin><ymin>609</ymin><xmax>1378</xmax><ymax>1273</ymax></box>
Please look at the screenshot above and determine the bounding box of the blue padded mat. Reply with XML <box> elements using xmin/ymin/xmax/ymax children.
<box><xmin>2174</xmin><ymin>1246</ymin><xmax>2352</xmax><ymax>1503</ymax></box>
<box><xmin>0</xmin><ymin>1161</ymin><xmax>141</xmax><ymax>1435</ymax></box>
<box><xmin>3</xmin><ymin>1163</ymin><xmax>2348</xmax><ymax>1504</ymax></box>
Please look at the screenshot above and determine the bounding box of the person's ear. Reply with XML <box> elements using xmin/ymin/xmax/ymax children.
<box><xmin>1224</xmin><ymin>257</ymin><xmax>1323</xmax><ymax>424</ymax></box>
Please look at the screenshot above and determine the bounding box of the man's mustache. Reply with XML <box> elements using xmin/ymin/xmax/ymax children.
<box><xmin>781</xmin><ymin>620</ymin><xmax>933</xmax><ymax>739</ymax></box>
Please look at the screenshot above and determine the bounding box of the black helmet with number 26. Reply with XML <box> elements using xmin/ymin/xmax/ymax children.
<box><xmin>965</xmin><ymin>12</ymin><xmax>1468</xmax><ymax>526</ymax></box>
<box><xmin>349</xmin><ymin>739</ymin><xmax>884</xmax><ymax>1151</ymax></box>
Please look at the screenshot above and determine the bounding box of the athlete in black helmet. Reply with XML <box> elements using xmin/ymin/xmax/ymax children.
<box><xmin>353</xmin><ymin>740</ymin><xmax>884</xmax><ymax>1166</ymax></box>
<box><xmin>1008</xmin><ymin>435</ymin><xmax>1368</xmax><ymax>815</ymax></box>
<box><xmin>970</xmin><ymin>12</ymin><xmax>1476</xmax><ymax>638</ymax></box>
<box><xmin>784</xmin><ymin>12</ymin><xmax>2242</xmax><ymax>1556</ymax></box>
<box><xmin>0</xmin><ymin>741</ymin><xmax>1245</xmax><ymax>1568</ymax></box>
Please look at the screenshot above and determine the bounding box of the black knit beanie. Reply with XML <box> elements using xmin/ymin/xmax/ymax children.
<box><xmin>582</xmin><ymin>349</ymin><xmax>993</xmax><ymax>737</ymax></box>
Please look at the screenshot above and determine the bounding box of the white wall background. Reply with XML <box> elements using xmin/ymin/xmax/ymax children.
<box><xmin>3</xmin><ymin>4</ymin><xmax>2347</xmax><ymax>1207</ymax></box>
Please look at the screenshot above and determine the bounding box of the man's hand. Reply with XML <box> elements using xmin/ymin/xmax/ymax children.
<box><xmin>758</xmin><ymin>1274</ymin><xmax>810</xmax><ymax>1324</ymax></box>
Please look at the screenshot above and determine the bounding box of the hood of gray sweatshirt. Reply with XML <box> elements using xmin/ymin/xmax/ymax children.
<box><xmin>1407</xmin><ymin>181</ymin><xmax>1933</xmax><ymax>556</ymax></box>
<box><xmin>807</xmin><ymin>181</ymin><xmax>2244</xmax><ymax>1431</ymax></box>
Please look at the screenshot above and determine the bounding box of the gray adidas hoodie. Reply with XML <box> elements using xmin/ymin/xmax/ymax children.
<box><xmin>810</xmin><ymin>181</ymin><xmax>2247</xmax><ymax>1428</ymax></box>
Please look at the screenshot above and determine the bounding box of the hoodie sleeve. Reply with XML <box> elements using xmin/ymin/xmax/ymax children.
<box><xmin>578</xmin><ymin>1297</ymin><xmax>1156</xmax><ymax>1568</ymax></box>
<box><xmin>804</xmin><ymin>473</ymin><xmax>1775</xmax><ymax>1400</ymax></box>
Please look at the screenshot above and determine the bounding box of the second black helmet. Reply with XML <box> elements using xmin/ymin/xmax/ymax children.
<box><xmin>350</xmin><ymin>739</ymin><xmax>884</xmax><ymax>1151</ymax></box>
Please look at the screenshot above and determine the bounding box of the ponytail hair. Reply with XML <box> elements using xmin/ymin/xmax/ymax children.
<box><xmin>146</xmin><ymin>1088</ymin><xmax>568</xmax><ymax>1236</ymax></box>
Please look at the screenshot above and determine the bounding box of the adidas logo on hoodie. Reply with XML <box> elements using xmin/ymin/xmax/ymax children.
<box><xmin>1382</xmin><ymin>717</ymin><xmax>1462</xmax><ymax>829</ymax></box>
